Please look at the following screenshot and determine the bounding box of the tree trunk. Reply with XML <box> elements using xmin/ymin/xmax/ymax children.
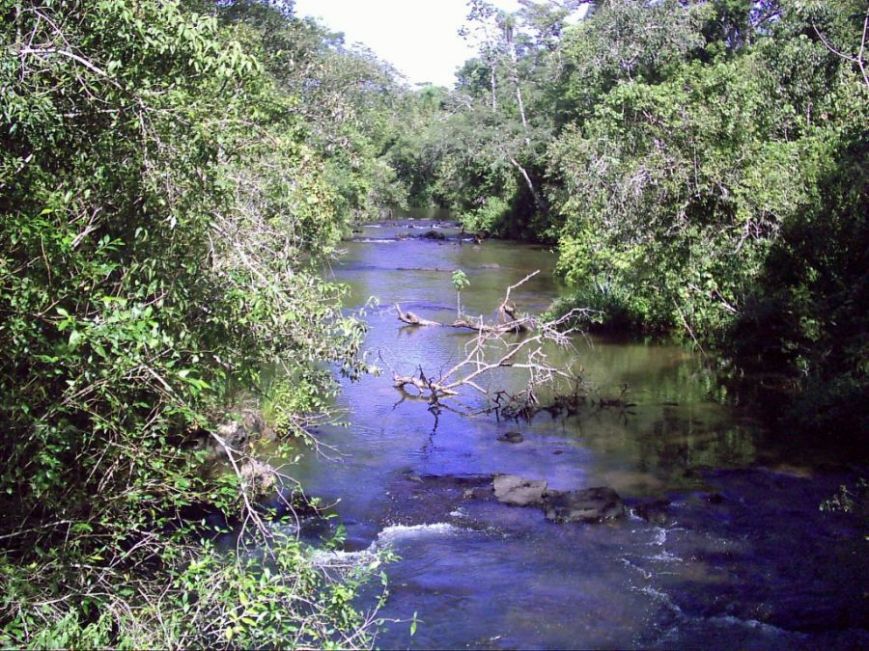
<box><xmin>504</xmin><ymin>23</ymin><xmax>529</xmax><ymax>133</ymax></box>
<box><xmin>508</xmin><ymin>156</ymin><xmax>543</xmax><ymax>213</ymax></box>
<box><xmin>490</xmin><ymin>64</ymin><xmax>498</xmax><ymax>113</ymax></box>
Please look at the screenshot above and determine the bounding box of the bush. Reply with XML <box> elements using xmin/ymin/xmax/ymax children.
<box><xmin>0</xmin><ymin>1</ymin><xmax>381</xmax><ymax>645</ymax></box>
<box><xmin>459</xmin><ymin>195</ymin><xmax>512</xmax><ymax>235</ymax></box>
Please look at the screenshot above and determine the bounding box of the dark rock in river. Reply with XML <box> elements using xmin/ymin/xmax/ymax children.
<box><xmin>422</xmin><ymin>229</ymin><xmax>446</xmax><ymax>240</ymax></box>
<box><xmin>706</xmin><ymin>492</ymin><xmax>725</xmax><ymax>505</ymax></box>
<box><xmin>543</xmin><ymin>487</ymin><xmax>625</xmax><ymax>523</ymax></box>
<box><xmin>493</xmin><ymin>474</ymin><xmax>548</xmax><ymax>507</ymax></box>
<box><xmin>632</xmin><ymin>498</ymin><xmax>671</xmax><ymax>525</ymax></box>
<box><xmin>497</xmin><ymin>431</ymin><xmax>524</xmax><ymax>444</ymax></box>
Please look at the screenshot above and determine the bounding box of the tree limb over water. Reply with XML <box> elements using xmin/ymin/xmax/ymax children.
<box><xmin>391</xmin><ymin>271</ymin><xmax>593</xmax><ymax>418</ymax></box>
<box><xmin>394</xmin><ymin>303</ymin><xmax>533</xmax><ymax>334</ymax></box>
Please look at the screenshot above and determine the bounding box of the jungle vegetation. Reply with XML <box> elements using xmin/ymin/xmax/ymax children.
<box><xmin>387</xmin><ymin>0</ymin><xmax>868</xmax><ymax>440</ymax></box>
<box><xmin>1</xmin><ymin>0</ymin><xmax>866</xmax><ymax>647</ymax></box>
<box><xmin>1</xmin><ymin>0</ymin><xmax>403</xmax><ymax>646</ymax></box>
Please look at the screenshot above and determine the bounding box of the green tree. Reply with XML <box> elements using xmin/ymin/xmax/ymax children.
<box><xmin>392</xmin><ymin>0</ymin><xmax>868</xmax><ymax>438</ymax></box>
<box><xmin>452</xmin><ymin>268</ymin><xmax>471</xmax><ymax>316</ymax></box>
<box><xmin>1</xmin><ymin>0</ymin><xmax>383</xmax><ymax>645</ymax></box>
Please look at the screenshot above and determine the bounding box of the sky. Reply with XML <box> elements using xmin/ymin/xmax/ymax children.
<box><xmin>292</xmin><ymin>0</ymin><xmax>523</xmax><ymax>88</ymax></box>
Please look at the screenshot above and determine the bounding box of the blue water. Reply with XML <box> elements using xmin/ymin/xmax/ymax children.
<box><xmin>286</xmin><ymin>219</ymin><xmax>867</xmax><ymax>649</ymax></box>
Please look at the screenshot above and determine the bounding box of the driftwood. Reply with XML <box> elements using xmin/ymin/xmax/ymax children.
<box><xmin>389</xmin><ymin>271</ymin><xmax>594</xmax><ymax>415</ymax></box>
<box><xmin>394</xmin><ymin>305</ymin><xmax>532</xmax><ymax>334</ymax></box>
<box><xmin>394</xmin><ymin>305</ymin><xmax>442</xmax><ymax>327</ymax></box>
<box><xmin>452</xmin><ymin>317</ymin><xmax>532</xmax><ymax>334</ymax></box>
<box><xmin>394</xmin><ymin>270</ymin><xmax>541</xmax><ymax>334</ymax></box>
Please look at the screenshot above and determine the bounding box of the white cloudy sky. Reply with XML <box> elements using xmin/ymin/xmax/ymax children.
<box><xmin>292</xmin><ymin>0</ymin><xmax>523</xmax><ymax>87</ymax></box>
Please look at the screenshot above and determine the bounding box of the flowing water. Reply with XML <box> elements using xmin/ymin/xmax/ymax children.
<box><xmin>286</xmin><ymin>217</ymin><xmax>867</xmax><ymax>649</ymax></box>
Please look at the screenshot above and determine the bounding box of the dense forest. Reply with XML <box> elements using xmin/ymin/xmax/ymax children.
<box><xmin>1</xmin><ymin>0</ymin><xmax>866</xmax><ymax>647</ymax></box>
<box><xmin>1</xmin><ymin>0</ymin><xmax>403</xmax><ymax>646</ymax></box>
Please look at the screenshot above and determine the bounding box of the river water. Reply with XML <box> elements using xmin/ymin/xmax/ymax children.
<box><xmin>287</xmin><ymin>217</ymin><xmax>867</xmax><ymax>649</ymax></box>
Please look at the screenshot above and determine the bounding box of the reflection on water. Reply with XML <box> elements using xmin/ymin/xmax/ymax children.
<box><xmin>282</xmin><ymin>219</ymin><xmax>867</xmax><ymax>650</ymax></box>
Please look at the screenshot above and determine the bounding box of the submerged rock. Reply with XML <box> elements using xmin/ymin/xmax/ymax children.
<box><xmin>706</xmin><ymin>492</ymin><xmax>725</xmax><ymax>505</ymax></box>
<box><xmin>239</xmin><ymin>459</ymin><xmax>278</xmax><ymax>497</ymax></box>
<box><xmin>543</xmin><ymin>487</ymin><xmax>625</xmax><ymax>523</ymax></box>
<box><xmin>632</xmin><ymin>498</ymin><xmax>671</xmax><ymax>525</ymax></box>
<box><xmin>462</xmin><ymin>486</ymin><xmax>494</xmax><ymax>500</ymax></box>
<box><xmin>493</xmin><ymin>474</ymin><xmax>548</xmax><ymax>507</ymax></box>
<box><xmin>422</xmin><ymin>229</ymin><xmax>446</xmax><ymax>240</ymax></box>
<box><xmin>497</xmin><ymin>431</ymin><xmax>524</xmax><ymax>444</ymax></box>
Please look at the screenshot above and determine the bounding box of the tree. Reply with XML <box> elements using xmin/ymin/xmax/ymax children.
<box><xmin>452</xmin><ymin>268</ymin><xmax>471</xmax><ymax>316</ymax></box>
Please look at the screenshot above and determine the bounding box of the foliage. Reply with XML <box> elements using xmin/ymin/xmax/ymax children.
<box><xmin>452</xmin><ymin>268</ymin><xmax>470</xmax><ymax>317</ymax></box>
<box><xmin>548</xmin><ymin>0</ymin><xmax>868</xmax><ymax>435</ymax></box>
<box><xmin>460</xmin><ymin>195</ymin><xmax>512</xmax><ymax>235</ymax></box>
<box><xmin>0</xmin><ymin>529</ymin><xmax>385</xmax><ymax>649</ymax></box>
<box><xmin>0</xmin><ymin>0</ymin><xmax>387</xmax><ymax>646</ymax></box>
<box><xmin>383</xmin><ymin>1</ymin><xmax>586</xmax><ymax>239</ymax></box>
<box><xmin>220</xmin><ymin>0</ymin><xmax>409</xmax><ymax>222</ymax></box>
<box><xmin>451</xmin><ymin>269</ymin><xmax>471</xmax><ymax>293</ymax></box>
<box><xmin>382</xmin><ymin>0</ymin><xmax>868</xmax><ymax>439</ymax></box>
<box><xmin>554</xmin><ymin>0</ymin><xmax>709</xmax><ymax>125</ymax></box>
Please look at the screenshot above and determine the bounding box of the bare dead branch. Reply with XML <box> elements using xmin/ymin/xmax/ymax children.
<box><xmin>812</xmin><ymin>8</ymin><xmax>869</xmax><ymax>89</ymax></box>
<box><xmin>18</xmin><ymin>46</ymin><xmax>114</xmax><ymax>81</ymax></box>
<box><xmin>390</xmin><ymin>271</ymin><xmax>593</xmax><ymax>416</ymax></box>
<box><xmin>394</xmin><ymin>304</ymin><xmax>442</xmax><ymax>326</ymax></box>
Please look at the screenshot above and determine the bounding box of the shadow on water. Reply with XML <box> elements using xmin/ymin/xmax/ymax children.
<box><xmin>280</xmin><ymin>217</ymin><xmax>867</xmax><ymax>649</ymax></box>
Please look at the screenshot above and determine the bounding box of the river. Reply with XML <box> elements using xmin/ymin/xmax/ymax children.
<box><xmin>286</xmin><ymin>216</ymin><xmax>867</xmax><ymax>649</ymax></box>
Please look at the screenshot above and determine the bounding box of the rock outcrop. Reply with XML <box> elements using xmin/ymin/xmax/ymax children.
<box><xmin>493</xmin><ymin>474</ymin><xmax>548</xmax><ymax>507</ymax></box>
<box><xmin>239</xmin><ymin>459</ymin><xmax>278</xmax><ymax>497</ymax></box>
<box><xmin>204</xmin><ymin>409</ymin><xmax>276</xmax><ymax>462</ymax></box>
<box><xmin>497</xmin><ymin>431</ymin><xmax>524</xmax><ymax>444</ymax></box>
<box><xmin>542</xmin><ymin>487</ymin><xmax>625</xmax><ymax>523</ymax></box>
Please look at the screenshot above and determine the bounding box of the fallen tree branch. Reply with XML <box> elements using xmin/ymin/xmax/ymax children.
<box><xmin>389</xmin><ymin>271</ymin><xmax>595</xmax><ymax>417</ymax></box>
<box><xmin>451</xmin><ymin>316</ymin><xmax>532</xmax><ymax>334</ymax></box>
<box><xmin>395</xmin><ymin>304</ymin><xmax>532</xmax><ymax>333</ymax></box>
<box><xmin>394</xmin><ymin>304</ymin><xmax>442</xmax><ymax>326</ymax></box>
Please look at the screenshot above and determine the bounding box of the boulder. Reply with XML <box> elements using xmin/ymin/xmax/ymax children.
<box><xmin>239</xmin><ymin>459</ymin><xmax>278</xmax><ymax>497</ymax></box>
<box><xmin>493</xmin><ymin>474</ymin><xmax>548</xmax><ymax>507</ymax></box>
<box><xmin>497</xmin><ymin>431</ymin><xmax>524</xmax><ymax>444</ymax></box>
<box><xmin>216</xmin><ymin>420</ymin><xmax>249</xmax><ymax>450</ymax></box>
<box><xmin>205</xmin><ymin>409</ymin><xmax>276</xmax><ymax>462</ymax></box>
<box><xmin>543</xmin><ymin>487</ymin><xmax>625</xmax><ymax>523</ymax></box>
<box><xmin>632</xmin><ymin>498</ymin><xmax>671</xmax><ymax>525</ymax></box>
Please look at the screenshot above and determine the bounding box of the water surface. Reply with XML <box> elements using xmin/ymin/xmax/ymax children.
<box><xmin>288</xmin><ymin>218</ymin><xmax>867</xmax><ymax>649</ymax></box>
